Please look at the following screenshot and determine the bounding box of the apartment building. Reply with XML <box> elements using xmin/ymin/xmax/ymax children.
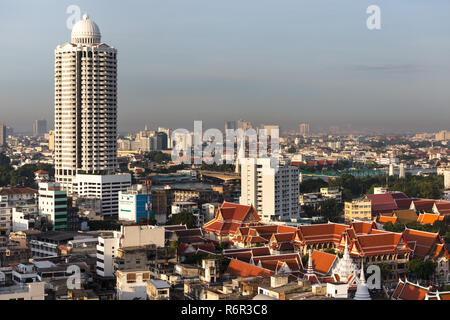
<box><xmin>74</xmin><ymin>173</ymin><xmax>131</xmax><ymax>217</ymax></box>
<box><xmin>344</xmin><ymin>199</ymin><xmax>372</xmax><ymax>222</ymax></box>
<box><xmin>38</xmin><ymin>182</ymin><xmax>68</xmax><ymax>231</ymax></box>
<box><xmin>240</xmin><ymin>158</ymin><xmax>299</xmax><ymax>222</ymax></box>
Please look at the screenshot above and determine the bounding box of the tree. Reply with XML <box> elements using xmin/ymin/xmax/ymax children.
<box><xmin>0</xmin><ymin>152</ymin><xmax>10</xmax><ymax>167</ymax></box>
<box><xmin>144</xmin><ymin>151</ymin><xmax>171</xmax><ymax>164</ymax></box>
<box><xmin>167</xmin><ymin>211</ymin><xmax>197</xmax><ymax>229</ymax></box>
<box><xmin>378</xmin><ymin>263</ymin><xmax>392</xmax><ymax>281</ymax></box>
<box><xmin>214</xmin><ymin>242</ymin><xmax>229</xmax><ymax>253</ymax></box>
<box><xmin>316</xmin><ymin>199</ymin><xmax>343</xmax><ymax>220</ymax></box>
<box><xmin>407</xmin><ymin>259</ymin><xmax>436</xmax><ymax>280</ymax></box>
<box><xmin>287</xmin><ymin>146</ymin><xmax>296</xmax><ymax>154</ymax></box>
<box><xmin>300</xmin><ymin>179</ymin><xmax>328</xmax><ymax>193</ymax></box>
<box><xmin>445</xmin><ymin>231</ymin><xmax>450</xmax><ymax>244</ymax></box>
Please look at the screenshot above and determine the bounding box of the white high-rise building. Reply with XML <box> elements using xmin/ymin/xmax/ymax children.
<box><xmin>299</xmin><ymin>123</ymin><xmax>310</xmax><ymax>136</ymax></box>
<box><xmin>75</xmin><ymin>173</ymin><xmax>131</xmax><ymax>217</ymax></box>
<box><xmin>399</xmin><ymin>163</ymin><xmax>405</xmax><ymax>179</ymax></box>
<box><xmin>239</xmin><ymin>158</ymin><xmax>299</xmax><ymax>222</ymax></box>
<box><xmin>54</xmin><ymin>14</ymin><xmax>118</xmax><ymax>192</ymax></box>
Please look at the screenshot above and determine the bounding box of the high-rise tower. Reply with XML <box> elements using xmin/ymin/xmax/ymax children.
<box><xmin>54</xmin><ymin>14</ymin><xmax>118</xmax><ymax>192</ymax></box>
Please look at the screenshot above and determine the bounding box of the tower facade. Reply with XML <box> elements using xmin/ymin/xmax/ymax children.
<box><xmin>239</xmin><ymin>158</ymin><xmax>299</xmax><ymax>222</ymax></box>
<box><xmin>54</xmin><ymin>14</ymin><xmax>118</xmax><ymax>192</ymax></box>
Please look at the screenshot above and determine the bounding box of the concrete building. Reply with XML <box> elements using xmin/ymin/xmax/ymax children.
<box><xmin>0</xmin><ymin>188</ymin><xmax>38</xmax><ymax>245</ymax></box>
<box><xmin>47</xmin><ymin>130</ymin><xmax>55</xmax><ymax>151</ymax></box>
<box><xmin>299</xmin><ymin>123</ymin><xmax>310</xmax><ymax>136</ymax></box>
<box><xmin>0</xmin><ymin>124</ymin><xmax>6</xmax><ymax>146</ymax></box>
<box><xmin>119</xmin><ymin>185</ymin><xmax>153</xmax><ymax>223</ymax></box>
<box><xmin>38</xmin><ymin>182</ymin><xmax>68</xmax><ymax>230</ymax></box>
<box><xmin>445</xmin><ymin>170</ymin><xmax>450</xmax><ymax>190</ymax></box>
<box><xmin>344</xmin><ymin>199</ymin><xmax>372</xmax><ymax>222</ymax></box>
<box><xmin>96</xmin><ymin>225</ymin><xmax>165</xmax><ymax>278</ymax></box>
<box><xmin>435</xmin><ymin>130</ymin><xmax>449</xmax><ymax>141</ymax></box>
<box><xmin>96</xmin><ymin>232</ymin><xmax>121</xmax><ymax>278</ymax></box>
<box><xmin>74</xmin><ymin>173</ymin><xmax>131</xmax><ymax>217</ymax></box>
<box><xmin>0</xmin><ymin>279</ymin><xmax>45</xmax><ymax>300</ymax></box>
<box><xmin>239</xmin><ymin>158</ymin><xmax>300</xmax><ymax>222</ymax></box>
<box><xmin>54</xmin><ymin>14</ymin><xmax>118</xmax><ymax>192</ymax></box>
<box><xmin>147</xmin><ymin>279</ymin><xmax>170</xmax><ymax>300</ymax></box>
<box><xmin>29</xmin><ymin>231</ymin><xmax>96</xmax><ymax>258</ymax></box>
<box><xmin>33</xmin><ymin>120</ymin><xmax>47</xmax><ymax>137</ymax></box>
<box><xmin>116</xmin><ymin>270</ymin><xmax>150</xmax><ymax>300</ymax></box>
<box><xmin>320</xmin><ymin>188</ymin><xmax>342</xmax><ymax>202</ymax></box>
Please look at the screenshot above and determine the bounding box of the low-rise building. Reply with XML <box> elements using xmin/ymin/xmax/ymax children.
<box><xmin>344</xmin><ymin>199</ymin><xmax>372</xmax><ymax>222</ymax></box>
<box><xmin>146</xmin><ymin>279</ymin><xmax>170</xmax><ymax>300</ymax></box>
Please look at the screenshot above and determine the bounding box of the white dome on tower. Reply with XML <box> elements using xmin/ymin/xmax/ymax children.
<box><xmin>71</xmin><ymin>14</ymin><xmax>101</xmax><ymax>44</ymax></box>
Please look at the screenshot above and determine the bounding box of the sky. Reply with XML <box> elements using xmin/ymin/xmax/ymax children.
<box><xmin>0</xmin><ymin>0</ymin><xmax>449</xmax><ymax>134</ymax></box>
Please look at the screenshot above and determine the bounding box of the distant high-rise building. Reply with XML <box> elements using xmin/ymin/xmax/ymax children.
<box><xmin>157</xmin><ymin>132</ymin><xmax>168</xmax><ymax>150</ymax></box>
<box><xmin>158</xmin><ymin>127</ymin><xmax>171</xmax><ymax>148</ymax></box>
<box><xmin>435</xmin><ymin>130</ymin><xmax>449</xmax><ymax>141</ymax></box>
<box><xmin>262</xmin><ymin>125</ymin><xmax>280</xmax><ymax>138</ymax></box>
<box><xmin>237</xmin><ymin>119</ymin><xmax>252</xmax><ymax>132</ymax></box>
<box><xmin>54</xmin><ymin>14</ymin><xmax>118</xmax><ymax>192</ymax></box>
<box><xmin>33</xmin><ymin>120</ymin><xmax>47</xmax><ymax>137</ymax></box>
<box><xmin>239</xmin><ymin>158</ymin><xmax>299</xmax><ymax>222</ymax></box>
<box><xmin>0</xmin><ymin>124</ymin><xmax>6</xmax><ymax>146</ymax></box>
<box><xmin>399</xmin><ymin>163</ymin><xmax>405</xmax><ymax>179</ymax></box>
<box><xmin>5</xmin><ymin>126</ymin><xmax>14</xmax><ymax>137</ymax></box>
<box><xmin>389</xmin><ymin>163</ymin><xmax>395</xmax><ymax>176</ymax></box>
<box><xmin>299</xmin><ymin>123</ymin><xmax>310</xmax><ymax>136</ymax></box>
<box><xmin>225</xmin><ymin>121</ymin><xmax>237</xmax><ymax>132</ymax></box>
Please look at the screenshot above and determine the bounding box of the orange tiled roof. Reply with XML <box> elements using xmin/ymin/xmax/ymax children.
<box><xmin>403</xmin><ymin>228</ymin><xmax>447</xmax><ymax>259</ymax></box>
<box><xmin>203</xmin><ymin>202</ymin><xmax>262</xmax><ymax>236</ymax></box>
<box><xmin>350</xmin><ymin>232</ymin><xmax>412</xmax><ymax>257</ymax></box>
<box><xmin>296</xmin><ymin>223</ymin><xmax>349</xmax><ymax>245</ymax></box>
<box><xmin>417</xmin><ymin>213</ymin><xmax>444</xmax><ymax>225</ymax></box>
<box><xmin>350</xmin><ymin>221</ymin><xmax>377</xmax><ymax>234</ymax></box>
<box><xmin>310</xmin><ymin>250</ymin><xmax>337</xmax><ymax>275</ymax></box>
<box><xmin>226</xmin><ymin>259</ymin><xmax>272</xmax><ymax>278</ymax></box>
<box><xmin>378</xmin><ymin>215</ymin><xmax>398</xmax><ymax>224</ymax></box>
<box><xmin>392</xmin><ymin>279</ymin><xmax>428</xmax><ymax>300</ymax></box>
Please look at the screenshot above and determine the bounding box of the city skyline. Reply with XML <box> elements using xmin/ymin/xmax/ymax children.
<box><xmin>0</xmin><ymin>0</ymin><xmax>449</xmax><ymax>133</ymax></box>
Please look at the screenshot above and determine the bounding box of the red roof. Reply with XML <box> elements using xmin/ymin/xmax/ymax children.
<box><xmin>417</xmin><ymin>213</ymin><xmax>444</xmax><ymax>225</ymax></box>
<box><xmin>34</xmin><ymin>170</ymin><xmax>48</xmax><ymax>174</ymax></box>
<box><xmin>350</xmin><ymin>232</ymin><xmax>412</xmax><ymax>257</ymax></box>
<box><xmin>392</xmin><ymin>280</ymin><xmax>428</xmax><ymax>300</ymax></box>
<box><xmin>365</xmin><ymin>193</ymin><xmax>400</xmax><ymax>215</ymax></box>
<box><xmin>395</xmin><ymin>198</ymin><xmax>415</xmax><ymax>210</ymax></box>
<box><xmin>226</xmin><ymin>259</ymin><xmax>272</xmax><ymax>278</ymax></box>
<box><xmin>296</xmin><ymin>223</ymin><xmax>348</xmax><ymax>245</ymax></box>
<box><xmin>310</xmin><ymin>250</ymin><xmax>337</xmax><ymax>275</ymax></box>
<box><xmin>411</xmin><ymin>199</ymin><xmax>436</xmax><ymax>212</ymax></box>
<box><xmin>203</xmin><ymin>202</ymin><xmax>262</xmax><ymax>236</ymax></box>
<box><xmin>403</xmin><ymin>228</ymin><xmax>448</xmax><ymax>259</ymax></box>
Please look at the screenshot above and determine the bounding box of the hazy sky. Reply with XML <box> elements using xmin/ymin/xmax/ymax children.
<box><xmin>0</xmin><ymin>0</ymin><xmax>449</xmax><ymax>133</ymax></box>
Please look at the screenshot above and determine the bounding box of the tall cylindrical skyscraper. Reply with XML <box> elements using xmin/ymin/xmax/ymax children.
<box><xmin>54</xmin><ymin>14</ymin><xmax>118</xmax><ymax>192</ymax></box>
